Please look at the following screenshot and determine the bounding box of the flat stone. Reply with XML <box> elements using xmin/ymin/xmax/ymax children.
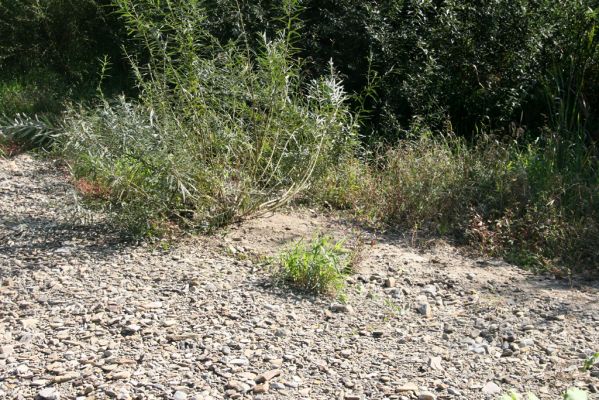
<box><xmin>448</xmin><ymin>387</ymin><xmax>461</xmax><ymax>396</ymax></box>
<box><xmin>38</xmin><ymin>388</ymin><xmax>60</xmax><ymax>400</ymax></box>
<box><xmin>482</xmin><ymin>381</ymin><xmax>502</xmax><ymax>396</ymax></box>
<box><xmin>228</xmin><ymin>357</ymin><xmax>249</xmax><ymax>366</ymax></box>
<box><xmin>427</xmin><ymin>356</ymin><xmax>442</xmax><ymax>370</ymax></box>
<box><xmin>109</xmin><ymin>370</ymin><xmax>131</xmax><ymax>380</ymax></box>
<box><xmin>253</xmin><ymin>383</ymin><xmax>269</xmax><ymax>394</ymax></box>
<box><xmin>0</xmin><ymin>345</ymin><xmax>13</xmax><ymax>357</ymax></box>
<box><xmin>422</xmin><ymin>285</ymin><xmax>437</xmax><ymax>296</ymax></box>
<box><xmin>397</xmin><ymin>382</ymin><xmax>419</xmax><ymax>393</ymax></box>
<box><xmin>53</xmin><ymin>372</ymin><xmax>79</xmax><ymax>383</ymax></box>
<box><xmin>141</xmin><ymin>301</ymin><xmax>163</xmax><ymax>309</ymax></box>
<box><xmin>173</xmin><ymin>390</ymin><xmax>187</xmax><ymax>400</ymax></box>
<box><xmin>271</xmin><ymin>382</ymin><xmax>286</xmax><ymax>390</ymax></box>
<box><xmin>256</xmin><ymin>369</ymin><xmax>281</xmax><ymax>383</ymax></box>
<box><xmin>226</xmin><ymin>380</ymin><xmax>251</xmax><ymax>393</ymax></box>
<box><xmin>166</xmin><ymin>333</ymin><xmax>199</xmax><ymax>342</ymax></box>
<box><xmin>22</xmin><ymin>318</ymin><xmax>39</xmax><ymax>329</ymax></box>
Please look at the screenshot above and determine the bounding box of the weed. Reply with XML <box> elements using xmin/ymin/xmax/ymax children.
<box><xmin>563</xmin><ymin>388</ymin><xmax>589</xmax><ymax>400</ymax></box>
<box><xmin>0</xmin><ymin>113</ymin><xmax>60</xmax><ymax>151</ymax></box>
<box><xmin>276</xmin><ymin>235</ymin><xmax>351</xmax><ymax>296</ymax></box>
<box><xmin>383</xmin><ymin>298</ymin><xmax>404</xmax><ymax>318</ymax></box>
<box><xmin>500</xmin><ymin>391</ymin><xmax>539</xmax><ymax>400</ymax></box>
<box><xmin>583</xmin><ymin>352</ymin><xmax>599</xmax><ymax>371</ymax></box>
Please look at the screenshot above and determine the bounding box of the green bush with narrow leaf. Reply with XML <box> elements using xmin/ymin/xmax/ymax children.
<box><xmin>60</xmin><ymin>0</ymin><xmax>357</xmax><ymax>234</ymax></box>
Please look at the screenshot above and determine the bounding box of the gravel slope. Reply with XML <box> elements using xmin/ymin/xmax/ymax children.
<box><xmin>1</xmin><ymin>154</ymin><xmax>598</xmax><ymax>400</ymax></box>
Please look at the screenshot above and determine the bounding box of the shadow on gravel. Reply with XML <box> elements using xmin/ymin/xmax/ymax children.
<box><xmin>0</xmin><ymin>214</ymin><xmax>136</xmax><ymax>278</ymax></box>
<box><xmin>252</xmin><ymin>275</ymin><xmax>327</xmax><ymax>305</ymax></box>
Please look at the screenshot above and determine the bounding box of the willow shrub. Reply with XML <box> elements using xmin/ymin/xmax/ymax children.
<box><xmin>61</xmin><ymin>0</ymin><xmax>357</xmax><ymax>234</ymax></box>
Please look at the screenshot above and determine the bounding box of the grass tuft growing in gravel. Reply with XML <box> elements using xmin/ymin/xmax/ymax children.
<box><xmin>276</xmin><ymin>235</ymin><xmax>351</xmax><ymax>296</ymax></box>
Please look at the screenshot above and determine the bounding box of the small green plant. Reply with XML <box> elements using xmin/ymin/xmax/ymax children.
<box><xmin>383</xmin><ymin>298</ymin><xmax>404</xmax><ymax>318</ymax></box>
<box><xmin>583</xmin><ymin>352</ymin><xmax>599</xmax><ymax>371</ymax></box>
<box><xmin>500</xmin><ymin>391</ymin><xmax>539</xmax><ymax>400</ymax></box>
<box><xmin>277</xmin><ymin>235</ymin><xmax>350</xmax><ymax>296</ymax></box>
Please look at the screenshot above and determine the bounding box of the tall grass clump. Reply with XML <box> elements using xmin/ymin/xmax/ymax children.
<box><xmin>61</xmin><ymin>0</ymin><xmax>356</xmax><ymax>234</ymax></box>
<box><xmin>313</xmin><ymin>125</ymin><xmax>598</xmax><ymax>272</ymax></box>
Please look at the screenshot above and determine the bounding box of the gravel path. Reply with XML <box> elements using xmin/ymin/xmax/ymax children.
<box><xmin>1</xmin><ymin>154</ymin><xmax>598</xmax><ymax>400</ymax></box>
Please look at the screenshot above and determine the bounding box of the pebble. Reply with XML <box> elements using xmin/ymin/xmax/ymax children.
<box><xmin>419</xmin><ymin>391</ymin><xmax>436</xmax><ymax>400</ymax></box>
<box><xmin>417</xmin><ymin>302</ymin><xmax>432</xmax><ymax>318</ymax></box>
<box><xmin>38</xmin><ymin>388</ymin><xmax>60</xmax><ymax>400</ymax></box>
<box><xmin>253</xmin><ymin>383</ymin><xmax>269</xmax><ymax>394</ymax></box>
<box><xmin>173</xmin><ymin>390</ymin><xmax>188</xmax><ymax>400</ymax></box>
<box><xmin>256</xmin><ymin>369</ymin><xmax>281</xmax><ymax>383</ymax></box>
<box><xmin>482</xmin><ymin>381</ymin><xmax>502</xmax><ymax>396</ymax></box>
<box><xmin>121</xmin><ymin>324</ymin><xmax>141</xmax><ymax>335</ymax></box>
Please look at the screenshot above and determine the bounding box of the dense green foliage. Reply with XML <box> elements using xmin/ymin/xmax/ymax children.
<box><xmin>0</xmin><ymin>0</ymin><xmax>128</xmax><ymax>113</ymax></box>
<box><xmin>184</xmin><ymin>0</ymin><xmax>599</xmax><ymax>139</ymax></box>
<box><xmin>0</xmin><ymin>0</ymin><xmax>597</xmax><ymax>272</ymax></box>
<box><xmin>4</xmin><ymin>0</ymin><xmax>598</xmax><ymax>138</ymax></box>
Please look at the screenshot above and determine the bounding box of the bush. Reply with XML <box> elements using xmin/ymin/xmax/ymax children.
<box><xmin>60</xmin><ymin>0</ymin><xmax>357</xmax><ymax>234</ymax></box>
<box><xmin>277</xmin><ymin>236</ymin><xmax>350</xmax><ymax>296</ymax></box>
